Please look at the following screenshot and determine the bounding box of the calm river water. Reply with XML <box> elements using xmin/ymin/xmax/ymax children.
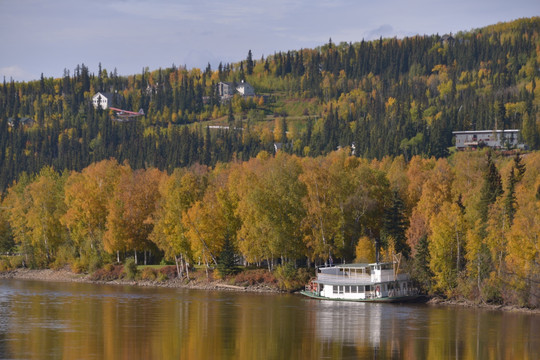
<box><xmin>0</xmin><ymin>279</ymin><xmax>538</xmax><ymax>359</ymax></box>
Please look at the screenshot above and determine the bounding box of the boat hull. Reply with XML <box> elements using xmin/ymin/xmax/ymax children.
<box><xmin>299</xmin><ymin>290</ymin><xmax>421</xmax><ymax>303</ymax></box>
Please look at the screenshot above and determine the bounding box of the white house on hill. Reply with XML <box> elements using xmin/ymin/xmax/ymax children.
<box><xmin>237</xmin><ymin>80</ymin><xmax>255</xmax><ymax>96</ymax></box>
<box><xmin>92</xmin><ymin>92</ymin><xmax>114</xmax><ymax>109</ymax></box>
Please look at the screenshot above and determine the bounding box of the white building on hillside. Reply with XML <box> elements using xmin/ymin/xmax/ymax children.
<box><xmin>92</xmin><ymin>92</ymin><xmax>114</xmax><ymax>109</ymax></box>
<box><xmin>237</xmin><ymin>80</ymin><xmax>255</xmax><ymax>96</ymax></box>
<box><xmin>218</xmin><ymin>80</ymin><xmax>255</xmax><ymax>99</ymax></box>
<box><xmin>453</xmin><ymin>129</ymin><xmax>525</xmax><ymax>150</ymax></box>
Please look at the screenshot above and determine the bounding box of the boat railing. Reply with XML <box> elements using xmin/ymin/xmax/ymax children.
<box><xmin>365</xmin><ymin>291</ymin><xmax>376</xmax><ymax>299</ymax></box>
<box><xmin>388</xmin><ymin>287</ymin><xmax>419</xmax><ymax>298</ymax></box>
<box><xmin>374</xmin><ymin>273</ymin><xmax>410</xmax><ymax>282</ymax></box>
<box><xmin>317</xmin><ymin>273</ymin><xmax>372</xmax><ymax>282</ymax></box>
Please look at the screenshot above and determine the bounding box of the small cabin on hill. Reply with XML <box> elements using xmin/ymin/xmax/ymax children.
<box><xmin>92</xmin><ymin>92</ymin><xmax>114</xmax><ymax>109</ymax></box>
<box><xmin>441</xmin><ymin>34</ymin><xmax>455</xmax><ymax>44</ymax></box>
<box><xmin>8</xmin><ymin>117</ymin><xmax>34</xmax><ymax>127</ymax></box>
<box><xmin>453</xmin><ymin>129</ymin><xmax>525</xmax><ymax>150</ymax></box>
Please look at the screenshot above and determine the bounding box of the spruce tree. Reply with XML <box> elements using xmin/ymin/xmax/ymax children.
<box><xmin>382</xmin><ymin>190</ymin><xmax>411</xmax><ymax>258</ymax></box>
<box><xmin>504</xmin><ymin>153</ymin><xmax>525</xmax><ymax>224</ymax></box>
<box><xmin>413</xmin><ymin>235</ymin><xmax>433</xmax><ymax>291</ymax></box>
<box><xmin>246</xmin><ymin>50</ymin><xmax>254</xmax><ymax>75</ymax></box>
<box><xmin>217</xmin><ymin>233</ymin><xmax>237</xmax><ymax>277</ymax></box>
<box><xmin>478</xmin><ymin>151</ymin><xmax>503</xmax><ymax>224</ymax></box>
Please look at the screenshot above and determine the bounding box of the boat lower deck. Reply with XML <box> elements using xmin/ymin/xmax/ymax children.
<box><xmin>299</xmin><ymin>290</ymin><xmax>421</xmax><ymax>303</ymax></box>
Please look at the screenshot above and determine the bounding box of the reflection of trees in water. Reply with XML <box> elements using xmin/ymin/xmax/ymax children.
<box><xmin>309</xmin><ymin>301</ymin><xmax>540</xmax><ymax>359</ymax></box>
<box><xmin>3</xmin><ymin>281</ymin><xmax>539</xmax><ymax>360</ymax></box>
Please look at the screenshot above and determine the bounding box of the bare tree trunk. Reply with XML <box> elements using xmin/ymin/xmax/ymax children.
<box><xmin>456</xmin><ymin>225</ymin><xmax>460</xmax><ymax>273</ymax></box>
<box><xmin>134</xmin><ymin>250</ymin><xmax>138</xmax><ymax>265</ymax></box>
<box><xmin>175</xmin><ymin>255</ymin><xmax>182</xmax><ymax>278</ymax></box>
<box><xmin>204</xmin><ymin>254</ymin><xmax>209</xmax><ymax>279</ymax></box>
<box><xmin>116</xmin><ymin>251</ymin><xmax>120</xmax><ymax>264</ymax></box>
<box><xmin>184</xmin><ymin>254</ymin><xmax>190</xmax><ymax>279</ymax></box>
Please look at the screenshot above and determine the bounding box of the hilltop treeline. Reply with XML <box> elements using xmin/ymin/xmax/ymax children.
<box><xmin>1</xmin><ymin>18</ymin><xmax>540</xmax><ymax>191</ymax></box>
<box><xmin>0</xmin><ymin>150</ymin><xmax>538</xmax><ymax>307</ymax></box>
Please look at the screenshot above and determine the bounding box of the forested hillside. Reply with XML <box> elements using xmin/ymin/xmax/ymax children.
<box><xmin>1</xmin><ymin>18</ymin><xmax>539</xmax><ymax>307</ymax></box>
<box><xmin>1</xmin><ymin>18</ymin><xmax>539</xmax><ymax>191</ymax></box>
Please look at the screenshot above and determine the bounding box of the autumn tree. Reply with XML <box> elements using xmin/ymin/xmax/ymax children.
<box><xmin>355</xmin><ymin>236</ymin><xmax>375</xmax><ymax>263</ymax></box>
<box><xmin>104</xmin><ymin>167</ymin><xmax>164</xmax><ymax>264</ymax></box>
<box><xmin>230</xmin><ymin>156</ymin><xmax>271</xmax><ymax>265</ymax></box>
<box><xmin>62</xmin><ymin>159</ymin><xmax>122</xmax><ymax>269</ymax></box>
<box><xmin>183</xmin><ymin>165</ymin><xmax>240</xmax><ymax>275</ymax></box>
<box><xmin>150</xmin><ymin>167</ymin><xmax>208</xmax><ymax>277</ymax></box>
<box><xmin>234</xmin><ymin>153</ymin><xmax>306</xmax><ymax>268</ymax></box>
<box><xmin>428</xmin><ymin>202</ymin><xmax>466</xmax><ymax>295</ymax></box>
<box><xmin>18</xmin><ymin>168</ymin><xmax>67</xmax><ymax>266</ymax></box>
<box><xmin>504</xmin><ymin>152</ymin><xmax>540</xmax><ymax>307</ymax></box>
<box><xmin>300</xmin><ymin>154</ymin><xmax>348</xmax><ymax>264</ymax></box>
<box><xmin>2</xmin><ymin>174</ymin><xmax>33</xmax><ymax>265</ymax></box>
<box><xmin>0</xmin><ymin>206</ymin><xmax>13</xmax><ymax>253</ymax></box>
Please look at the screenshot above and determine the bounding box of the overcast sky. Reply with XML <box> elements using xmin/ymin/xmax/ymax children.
<box><xmin>1</xmin><ymin>0</ymin><xmax>538</xmax><ymax>82</ymax></box>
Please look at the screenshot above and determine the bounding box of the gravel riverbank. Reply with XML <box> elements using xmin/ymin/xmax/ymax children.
<box><xmin>0</xmin><ymin>268</ymin><xmax>280</xmax><ymax>293</ymax></box>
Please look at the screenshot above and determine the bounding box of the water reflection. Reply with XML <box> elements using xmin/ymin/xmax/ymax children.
<box><xmin>0</xmin><ymin>279</ymin><xmax>538</xmax><ymax>359</ymax></box>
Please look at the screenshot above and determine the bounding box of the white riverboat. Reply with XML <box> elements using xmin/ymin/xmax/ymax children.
<box><xmin>300</xmin><ymin>262</ymin><xmax>420</xmax><ymax>303</ymax></box>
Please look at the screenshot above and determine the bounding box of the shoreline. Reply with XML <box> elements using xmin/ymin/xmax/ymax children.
<box><xmin>426</xmin><ymin>296</ymin><xmax>540</xmax><ymax>314</ymax></box>
<box><xmin>0</xmin><ymin>268</ymin><xmax>281</xmax><ymax>294</ymax></box>
<box><xmin>2</xmin><ymin>268</ymin><xmax>539</xmax><ymax>314</ymax></box>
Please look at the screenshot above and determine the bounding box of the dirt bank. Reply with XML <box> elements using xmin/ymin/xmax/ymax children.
<box><xmin>427</xmin><ymin>296</ymin><xmax>540</xmax><ymax>314</ymax></box>
<box><xmin>0</xmin><ymin>268</ymin><xmax>280</xmax><ymax>293</ymax></box>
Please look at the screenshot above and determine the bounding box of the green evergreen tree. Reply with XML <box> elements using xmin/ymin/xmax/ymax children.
<box><xmin>504</xmin><ymin>153</ymin><xmax>525</xmax><ymax>224</ymax></box>
<box><xmin>217</xmin><ymin>233</ymin><xmax>237</xmax><ymax>277</ymax></box>
<box><xmin>382</xmin><ymin>190</ymin><xmax>410</xmax><ymax>258</ymax></box>
<box><xmin>412</xmin><ymin>235</ymin><xmax>433</xmax><ymax>292</ymax></box>
<box><xmin>246</xmin><ymin>50</ymin><xmax>254</xmax><ymax>75</ymax></box>
<box><xmin>478</xmin><ymin>151</ymin><xmax>503</xmax><ymax>224</ymax></box>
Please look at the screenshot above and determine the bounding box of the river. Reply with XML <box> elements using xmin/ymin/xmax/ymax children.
<box><xmin>0</xmin><ymin>279</ymin><xmax>538</xmax><ymax>359</ymax></box>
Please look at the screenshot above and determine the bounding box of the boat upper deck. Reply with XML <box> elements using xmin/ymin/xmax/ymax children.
<box><xmin>314</xmin><ymin>262</ymin><xmax>409</xmax><ymax>285</ymax></box>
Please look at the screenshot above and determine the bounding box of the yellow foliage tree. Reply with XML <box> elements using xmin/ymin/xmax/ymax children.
<box><xmin>355</xmin><ymin>236</ymin><xmax>375</xmax><ymax>263</ymax></box>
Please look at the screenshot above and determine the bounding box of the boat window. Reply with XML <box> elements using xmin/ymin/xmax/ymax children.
<box><xmin>333</xmin><ymin>286</ymin><xmax>338</xmax><ymax>294</ymax></box>
<box><xmin>345</xmin><ymin>286</ymin><xmax>350</xmax><ymax>293</ymax></box>
<box><xmin>365</xmin><ymin>285</ymin><xmax>371</xmax><ymax>291</ymax></box>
